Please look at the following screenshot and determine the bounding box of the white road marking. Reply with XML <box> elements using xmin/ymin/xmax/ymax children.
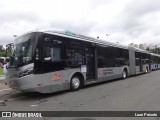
<box><xmin>30</xmin><ymin>104</ymin><xmax>38</xmax><ymax>107</ymax></box>
<box><xmin>0</xmin><ymin>88</ymin><xmax>12</xmax><ymax>92</ymax></box>
<box><xmin>6</xmin><ymin>96</ymin><xmax>29</xmax><ymax>101</ymax></box>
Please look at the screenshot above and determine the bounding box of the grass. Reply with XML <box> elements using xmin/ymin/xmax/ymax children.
<box><xmin>0</xmin><ymin>68</ymin><xmax>3</xmax><ymax>75</ymax></box>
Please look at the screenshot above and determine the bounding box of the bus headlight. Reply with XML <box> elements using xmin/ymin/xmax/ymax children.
<box><xmin>19</xmin><ymin>69</ymin><xmax>33</xmax><ymax>78</ymax></box>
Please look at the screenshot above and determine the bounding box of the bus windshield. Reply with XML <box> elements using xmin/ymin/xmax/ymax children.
<box><xmin>10</xmin><ymin>33</ymin><xmax>33</xmax><ymax>67</ymax></box>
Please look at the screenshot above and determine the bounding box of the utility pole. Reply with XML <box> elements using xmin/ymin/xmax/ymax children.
<box><xmin>106</xmin><ymin>34</ymin><xmax>110</xmax><ymax>40</ymax></box>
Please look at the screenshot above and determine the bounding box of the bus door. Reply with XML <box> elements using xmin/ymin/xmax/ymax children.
<box><xmin>135</xmin><ymin>52</ymin><xmax>143</xmax><ymax>73</ymax></box>
<box><xmin>85</xmin><ymin>46</ymin><xmax>96</xmax><ymax>80</ymax></box>
<box><xmin>140</xmin><ymin>56</ymin><xmax>143</xmax><ymax>72</ymax></box>
<box><xmin>42</xmin><ymin>35</ymin><xmax>65</xmax><ymax>92</ymax></box>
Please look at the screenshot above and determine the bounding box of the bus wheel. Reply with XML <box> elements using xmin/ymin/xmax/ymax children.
<box><xmin>70</xmin><ymin>76</ymin><xmax>81</xmax><ymax>91</ymax></box>
<box><xmin>122</xmin><ymin>69</ymin><xmax>127</xmax><ymax>79</ymax></box>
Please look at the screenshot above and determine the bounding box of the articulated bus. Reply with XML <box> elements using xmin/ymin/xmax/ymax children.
<box><xmin>6</xmin><ymin>30</ymin><xmax>152</xmax><ymax>93</ymax></box>
<box><xmin>150</xmin><ymin>53</ymin><xmax>160</xmax><ymax>70</ymax></box>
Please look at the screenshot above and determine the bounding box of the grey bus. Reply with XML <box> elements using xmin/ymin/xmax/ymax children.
<box><xmin>150</xmin><ymin>53</ymin><xmax>160</xmax><ymax>70</ymax></box>
<box><xmin>6</xmin><ymin>30</ymin><xmax>151</xmax><ymax>93</ymax></box>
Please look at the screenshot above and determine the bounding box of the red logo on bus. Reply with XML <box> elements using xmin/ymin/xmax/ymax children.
<box><xmin>99</xmin><ymin>68</ymin><xmax>103</xmax><ymax>75</ymax></box>
<box><xmin>52</xmin><ymin>74</ymin><xmax>62</xmax><ymax>80</ymax></box>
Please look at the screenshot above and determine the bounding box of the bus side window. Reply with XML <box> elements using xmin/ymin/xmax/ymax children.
<box><xmin>51</xmin><ymin>47</ymin><xmax>61</xmax><ymax>62</ymax></box>
<box><xmin>136</xmin><ymin>58</ymin><xmax>140</xmax><ymax>66</ymax></box>
<box><xmin>142</xmin><ymin>59</ymin><xmax>146</xmax><ymax>64</ymax></box>
<box><xmin>44</xmin><ymin>47</ymin><xmax>51</xmax><ymax>61</ymax></box>
<box><xmin>44</xmin><ymin>47</ymin><xmax>62</xmax><ymax>62</ymax></box>
<box><xmin>65</xmin><ymin>43</ymin><xmax>83</xmax><ymax>67</ymax></box>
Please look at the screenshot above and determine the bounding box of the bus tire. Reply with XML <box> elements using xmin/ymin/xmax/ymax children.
<box><xmin>70</xmin><ymin>76</ymin><xmax>81</xmax><ymax>91</ymax></box>
<box><xmin>122</xmin><ymin>69</ymin><xmax>127</xmax><ymax>79</ymax></box>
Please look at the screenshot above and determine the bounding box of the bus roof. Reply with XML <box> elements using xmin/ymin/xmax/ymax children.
<box><xmin>17</xmin><ymin>29</ymin><xmax>128</xmax><ymax>49</ymax></box>
<box><xmin>44</xmin><ymin>30</ymin><xmax>129</xmax><ymax>49</ymax></box>
<box><xmin>129</xmin><ymin>47</ymin><xmax>151</xmax><ymax>54</ymax></box>
<box><xmin>150</xmin><ymin>53</ymin><xmax>160</xmax><ymax>57</ymax></box>
<box><xmin>15</xmin><ymin>29</ymin><xmax>155</xmax><ymax>55</ymax></box>
<box><xmin>43</xmin><ymin>30</ymin><xmax>152</xmax><ymax>54</ymax></box>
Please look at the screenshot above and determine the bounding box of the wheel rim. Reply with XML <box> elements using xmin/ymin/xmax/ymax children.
<box><xmin>123</xmin><ymin>71</ymin><xmax>126</xmax><ymax>78</ymax></box>
<box><xmin>72</xmin><ymin>77</ymin><xmax>80</xmax><ymax>89</ymax></box>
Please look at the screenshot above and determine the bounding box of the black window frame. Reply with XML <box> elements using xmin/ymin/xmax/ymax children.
<box><xmin>97</xmin><ymin>45</ymin><xmax>129</xmax><ymax>68</ymax></box>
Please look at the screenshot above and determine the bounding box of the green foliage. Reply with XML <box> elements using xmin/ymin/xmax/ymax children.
<box><xmin>6</xmin><ymin>47</ymin><xmax>12</xmax><ymax>57</ymax></box>
<box><xmin>146</xmin><ymin>47</ymin><xmax>150</xmax><ymax>51</ymax></box>
<box><xmin>0</xmin><ymin>51</ymin><xmax>6</xmax><ymax>57</ymax></box>
<box><xmin>0</xmin><ymin>68</ymin><xmax>3</xmax><ymax>75</ymax></box>
<box><xmin>146</xmin><ymin>47</ymin><xmax>160</xmax><ymax>55</ymax></box>
<box><xmin>0</xmin><ymin>46</ymin><xmax>13</xmax><ymax>57</ymax></box>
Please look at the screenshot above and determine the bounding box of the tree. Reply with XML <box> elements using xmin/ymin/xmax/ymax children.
<box><xmin>0</xmin><ymin>50</ymin><xmax>5</xmax><ymax>57</ymax></box>
<box><xmin>146</xmin><ymin>47</ymin><xmax>150</xmax><ymax>51</ymax></box>
<box><xmin>6</xmin><ymin>47</ymin><xmax>13</xmax><ymax>57</ymax></box>
<box><xmin>146</xmin><ymin>47</ymin><xmax>160</xmax><ymax>55</ymax></box>
<box><xmin>0</xmin><ymin>46</ymin><xmax>13</xmax><ymax>57</ymax></box>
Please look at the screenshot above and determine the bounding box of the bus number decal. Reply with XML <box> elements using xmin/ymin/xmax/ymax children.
<box><xmin>103</xmin><ymin>69</ymin><xmax>113</xmax><ymax>75</ymax></box>
<box><xmin>52</xmin><ymin>74</ymin><xmax>62</xmax><ymax>80</ymax></box>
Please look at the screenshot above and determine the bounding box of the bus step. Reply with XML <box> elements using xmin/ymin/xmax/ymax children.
<box><xmin>86</xmin><ymin>80</ymin><xmax>97</xmax><ymax>84</ymax></box>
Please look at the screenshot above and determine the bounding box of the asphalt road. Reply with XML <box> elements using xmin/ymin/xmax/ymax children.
<box><xmin>0</xmin><ymin>70</ymin><xmax>160</xmax><ymax>120</ymax></box>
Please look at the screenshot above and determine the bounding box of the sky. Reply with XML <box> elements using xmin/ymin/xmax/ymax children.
<box><xmin>0</xmin><ymin>0</ymin><xmax>160</xmax><ymax>46</ymax></box>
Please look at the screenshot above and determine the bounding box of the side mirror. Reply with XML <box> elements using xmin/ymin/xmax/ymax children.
<box><xmin>44</xmin><ymin>57</ymin><xmax>51</xmax><ymax>61</ymax></box>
